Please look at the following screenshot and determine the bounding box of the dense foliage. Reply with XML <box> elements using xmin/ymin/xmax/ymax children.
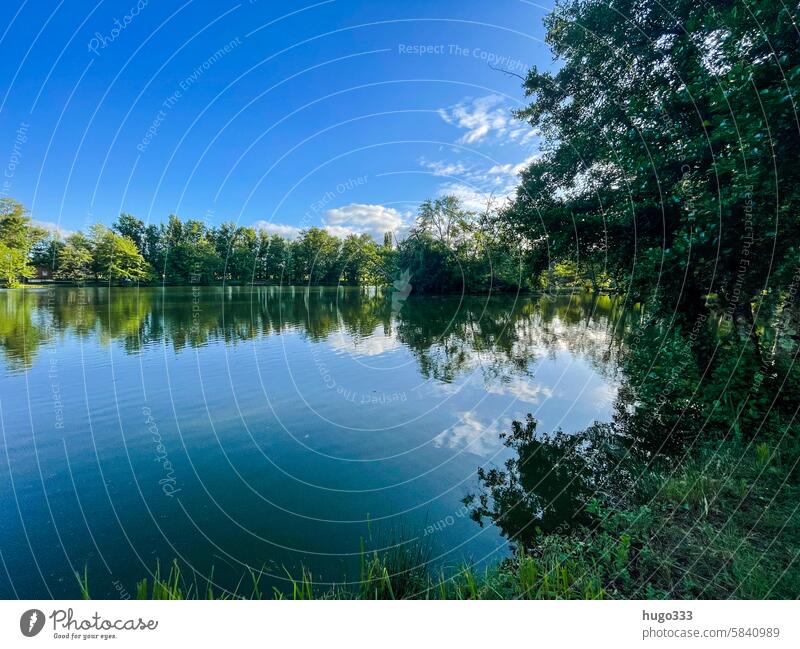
<box><xmin>463</xmin><ymin>0</ymin><xmax>800</xmax><ymax>599</ymax></box>
<box><xmin>507</xmin><ymin>0</ymin><xmax>799</xmax><ymax>317</ymax></box>
<box><xmin>0</xmin><ymin>199</ymin><xmax>46</xmax><ymax>287</ymax></box>
<box><xmin>7</xmin><ymin>196</ymin><xmax>528</xmax><ymax>292</ymax></box>
<box><xmin>495</xmin><ymin>0</ymin><xmax>800</xmax><ymax>439</ymax></box>
<box><xmin>32</xmin><ymin>213</ymin><xmax>394</xmax><ymax>286</ymax></box>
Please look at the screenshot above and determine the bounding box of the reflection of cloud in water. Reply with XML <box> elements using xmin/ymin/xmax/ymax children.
<box><xmin>590</xmin><ymin>382</ymin><xmax>618</xmax><ymax>412</ymax></box>
<box><xmin>486</xmin><ymin>377</ymin><xmax>552</xmax><ymax>404</ymax></box>
<box><xmin>328</xmin><ymin>327</ymin><xmax>402</xmax><ymax>357</ymax></box>
<box><xmin>433</xmin><ymin>411</ymin><xmax>511</xmax><ymax>457</ymax></box>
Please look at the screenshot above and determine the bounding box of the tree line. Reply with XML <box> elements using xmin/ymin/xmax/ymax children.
<box><xmin>0</xmin><ymin>195</ymin><xmax>529</xmax><ymax>292</ymax></box>
<box><xmin>19</xmin><ymin>207</ymin><xmax>392</xmax><ymax>286</ymax></box>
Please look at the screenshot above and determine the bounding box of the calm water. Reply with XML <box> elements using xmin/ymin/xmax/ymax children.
<box><xmin>0</xmin><ymin>286</ymin><xmax>628</xmax><ymax>598</ymax></box>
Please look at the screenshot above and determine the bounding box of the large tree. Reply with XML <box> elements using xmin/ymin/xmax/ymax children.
<box><xmin>0</xmin><ymin>198</ymin><xmax>46</xmax><ymax>286</ymax></box>
<box><xmin>0</xmin><ymin>243</ymin><xmax>34</xmax><ymax>287</ymax></box>
<box><xmin>293</xmin><ymin>227</ymin><xmax>342</xmax><ymax>284</ymax></box>
<box><xmin>507</xmin><ymin>0</ymin><xmax>799</xmax><ymax>325</ymax></box>
<box><xmin>113</xmin><ymin>213</ymin><xmax>146</xmax><ymax>253</ymax></box>
<box><xmin>340</xmin><ymin>233</ymin><xmax>381</xmax><ymax>285</ymax></box>
<box><xmin>31</xmin><ymin>235</ymin><xmax>64</xmax><ymax>274</ymax></box>
<box><xmin>90</xmin><ymin>224</ymin><xmax>151</xmax><ymax>282</ymax></box>
<box><xmin>500</xmin><ymin>0</ymin><xmax>800</xmax><ymax>441</ymax></box>
<box><xmin>263</xmin><ymin>234</ymin><xmax>290</xmax><ymax>282</ymax></box>
<box><xmin>56</xmin><ymin>232</ymin><xmax>94</xmax><ymax>282</ymax></box>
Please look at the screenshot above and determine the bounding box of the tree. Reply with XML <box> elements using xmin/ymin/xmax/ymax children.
<box><xmin>0</xmin><ymin>198</ymin><xmax>45</xmax><ymax>286</ymax></box>
<box><xmin>499</xmin><ymin>0</ymin><xmax>800</xmax><ymax>445</ymax></box>
<box><xmin>212</xmin><ymin>221</ymin><xmax>237</xmax><ymax>278</ymax></box>
<box><xmin>341</xmin><ymin>233</ymin><xmax>381</xmax><ymax>285</ymax></box>
<box><xmin>228</xmin><ymin>226</ymin><xmax>258</xmax><ymax>282</ymax></box>
<box><xmin>113</xmin><ymin>213</ymin><xmax>146</xmax><ymax>253</ymax></box>
<box><xmin>0</xmin><ymin>198</ymin><xmax>45</xmax><ymax>250</ymax></box>
<box><xmin>173</xmin><ymin>237</ymin><xmax>220</xmax><ymax>284</ymax></box>
<box><xmin>160</xmin><ymin>219</ymin><xmax>219</xmax><ymax>283</ymax></box>
<box><xmin>393</xmin><ymin>195</ymin><xmax>522</xmax><ymax>294</ymax></box>
<box><xmin>0</xmin><ymin>242</ymin><xmax>34</xmax><ymax>287</ymax></box>
<box><xmin>31</xmin><ymin>235</ymin><xmax>65</xmax><ymax>274</ymax></box>
<box><xmin>91</xmin><ymin>224</ymin><xmax>151</xmax><ymax>282</ymax></box>
<box><xmin>414</xmin><ymin>196</ymin><xmax>474</xmax><ymax>248</ymax></box>
<box><xmin>508</xmin><ymin>0</ymin><xmax>800</xmax><ymax>324</ymax></box>
<box><xmin>56</xmin><ymin>233</ymin><xmax>94</xmax><ymax>282</ymax></box>
<box><xmin>254</xmin><ymin>230</ymin><xmax>271</xmax><ymax>281</ymax></box>
<box><xmin>293</xmin><ymin>227</ymin><xmax>341</xmax><ymax>284</ymax></box>
<box><xmin>142</xmin><ymin>223</ymin><xmax>165</xmax><ymax>276</ymax></box>
<box><xmin>264</xmin><ymin>234</ymin><xmax>289</xmax><ymax>282</ymax></box>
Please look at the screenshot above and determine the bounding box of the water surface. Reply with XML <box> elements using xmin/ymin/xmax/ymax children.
<box><xmin>0</xmin><ymin>286</ymin><xmax>627</xmax><ymax>597</ymax></box>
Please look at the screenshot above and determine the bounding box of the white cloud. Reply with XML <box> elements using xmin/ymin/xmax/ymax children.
<box><xmin>33</xmin><ymin>220</ymin><xmax>74</xmax><ymax>239</ymax></box>
<box><xmin>436</xmin><ymin>182</ymin><xmax>504</xmax><ymax>212</ymax></box>
<box><xmin>322</xmin><ymin>203</ymin><xmax>410</xmax><ymax>241</ymax></box>
<box><xmin>252</xmin><ymin>204</ymin><xmax>411</xmax><ymax>242</ymax></box>
<box><xmin>429</xmin><ymin>151</ymin><xmax>540</xmax><ymax>212</ymax></box>
<box><xmin>323</xmin><ymin>224</ymin><xmax>358</xmax><ymax>239</ymax></box>
<box><xmin>252</xmin><ymin>221</ymin><xmax>301</xmax><ymax>239</ymax></box>
<box><xmin>438</xmin><ymin>95</ymin><xmax>506</xmax><ymax>144</ymax></box>
<box><xmin>486</xmin><ymin>153</ymin><xmax>539</xmax><ymax>178</ymax></box>
<box><xmin>418</xmin><ymin>158</ymin><xmax>468</xmax><ymax>177</ymax></box>
<box><xmin>438</xmin><ymin>95</ymin><xmax>536</xmax><ymax>146</ymax></box>
<box><xmin>417</xmin><ymin>140</ymin><xmax>538</xmax><ymax>216</ymax></box>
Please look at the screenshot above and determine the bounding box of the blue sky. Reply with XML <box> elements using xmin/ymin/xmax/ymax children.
<box><xmin>0</xmin><ymin>0</ymin><xmax>555</xmax><ymax>240</ymax></box>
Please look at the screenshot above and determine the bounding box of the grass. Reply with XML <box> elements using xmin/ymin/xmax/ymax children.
<box><xmin>662</xmin><ymin>439</ymin><xmax>799</xmax><ymax>598</ymax></box>
<box><xmin>575</xmin><ymin>436</ymin><xmax>800</xmax><ymax>599</ymax></box>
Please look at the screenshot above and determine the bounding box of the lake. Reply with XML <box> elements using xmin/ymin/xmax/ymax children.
<box><xmin>0</xmin><ymin>286</ymin><xmax>628</xmax><ymax>598</ymax></box>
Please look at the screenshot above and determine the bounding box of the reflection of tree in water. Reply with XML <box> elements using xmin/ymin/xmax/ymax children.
<box><xmin>0</xmin><ymin>289</ymin><xmax>630</xmax><ymax>389</ymax></box>
<box><xmin>0</xmin><ymin>289</ymin><xmax>53</xmax><ymax>369</ymax></box>
<box><xmin>393</xmin><ymin>296</ymin><xmax>490</xmax><ymax>383</ymax></box>
<box><xmin>465</xmin><ymin>415</ymin><xmax>635</xmax><ymax>550</ymax></box>
<box><xmin>3</xmin><ymin>286</ymin><xmax>640</xmax><ymax>547</ymax></box>
<box><xmin>394</xmin><ymin>291</ymin><xmax>630</xmax><ymax>385</ymax></box>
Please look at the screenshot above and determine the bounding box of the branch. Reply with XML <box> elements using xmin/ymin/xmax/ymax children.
<box><xmin>488</xmin><ymin>63</ymin><xmax>526</xmax><ymax>82</ymax></box>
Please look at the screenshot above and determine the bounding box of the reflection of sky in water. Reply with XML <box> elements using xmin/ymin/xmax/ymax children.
<box><xmin>327</xmin><ymin>325</ymin><xmax>403</xmax><ymax>357</ymax></box>
<box><xmin>0</xmin><ymin>288</ymin><xmax>625</xmax><ymax>598</ymax></box>
<box><xmin>319</xmin><ymin>316</ymin><xmax>619</xmax><ymax>460</ymax></box>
